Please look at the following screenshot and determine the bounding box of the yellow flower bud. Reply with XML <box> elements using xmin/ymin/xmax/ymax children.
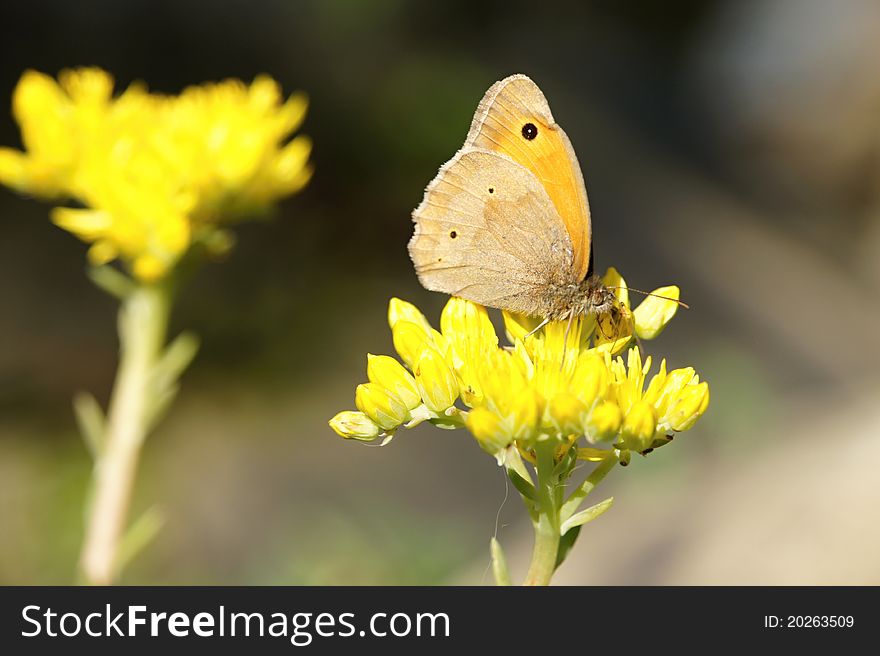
<box><xmin>601</xmin><ymin>266</ymin><xmax>630</xmax><ymax>309</ymax></box>
<box><xmin>586</xmin><ymin>400</ymin><xmax>622</xmax><ymax>442</ymax></box>
<box><xmin>328</xmin><ymin>410</ymin><xmax>381</xmax><ymax>441</ymax></box>
<box><xmin>456</xmin><ymin>365</ymin><xmax>484</xmax><ymax>408</ymax></box>
<box><xmin>388</xmin><ymin>297</ymin><xmax>431</xmax><ymax>331</ymax></box>
<box><xmin>391</xmin><ymin>320</ymin><xmax>431</xmax><ymax>369</ymax></box>
<box><xmin>366</xmin><ymin>354</ymin><xmax>421</xmax><ymax>410</ymax></box>
<box><xmin>440</xmin><ymin>296</ymin><xmax>498</xmax><ymax>368</ymax></box>
<box><xmin>570</xmin><ymin>353</ymin><xmax>608</xmax><ymax>406</ymax></box>
<box><xmin>510</xmin><ymin>388</ymin><xmax>543</xmax><ymax>440</ymax></box>
<box><xmin>203</xmin><ymin>228</ymin><xmax>236</xmax><ymax>259</ymax></box>
<box><xmin>133</xmin><ymin>254</ymin><xmax>168</xmax><ymax>281</ymax></box>
<box><xmin>355</xmin><ymin>382</ymin><xmax>409</xmax><ymax>430</ymax></box>
<box><xmin>652</xmin><ymin>366</ymin><xmax>696</xmax><ymax>417</ymax></box>
<box><xmin>414</xmin><ymin>348</ymin><xmax>459</xmax><ymax>412</ymax></box>
<box><xmin>466</xmin><ymin>406</ymin><xmax>511</xmax><ymax>454</ymax></box>
<box><xmin>548</xmin><ymin>393</ymin><xmax>586</xmax><ymax>435</ymax></box>
<box><xmin>667</xmin><ymin>382</ymin><xmax>710</xmax><ymax>431</ymax></box>
<box><xmin>477</xmin><ymin>348</ymin><xmax>527</xmax><ymax>417</ymax></box>
<box><xmin>621</xmin><ymin>400</ymin><xmax>657</xmax><ymax>451</ymax></box>
<box><xmin>633</xmin><ymin>285</ymin><xmax>680</xmax><ymax>340</ymax></box>
<box><xmin>440</xmin><ymin>297</ymin><xmax>496</xmax><ymax>345</ymax></box>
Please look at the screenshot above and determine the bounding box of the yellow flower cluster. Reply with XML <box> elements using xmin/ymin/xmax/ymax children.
<box><xmin>0</xmin><ymin>68</ymin><xmax>312</xmax><ymax>280</ymax></box>
<box><xmin>330</xmin><ymin>269</ymin><xmax>709</xmax><ymax>462</ymax></box>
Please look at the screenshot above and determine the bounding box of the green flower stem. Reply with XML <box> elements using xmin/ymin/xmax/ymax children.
<box><xmin>522</xmin><ymin>511</ymin><xmax>561</xmax><ymax>586</ymax></box>
<box><xmin>522</xmin><ymin>443</ymin><xmax>561</xmax><ymax>586</ymax></box>
<box><xmin>78</xmin><ymin>282</ymin><xmax>171</xmax><ymax>585</ymax></box>
<box><xmin>518</xmin><ymin>447</ymin><xmax>619</xmax><ymax>586</ymax></box>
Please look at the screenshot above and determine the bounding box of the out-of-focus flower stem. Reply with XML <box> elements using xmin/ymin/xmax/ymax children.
<box><xmin>79</xmin><ymin>282</ymin><xmax>171</xmax><ymax>585</ymax></box>
<box><xmin>522</xmin><ymin>443</ymin><xmax>562</xmax><ymax>586</ymax></box>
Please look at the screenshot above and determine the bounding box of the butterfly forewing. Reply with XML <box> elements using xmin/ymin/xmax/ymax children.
<box><xmin>464</xmin><ymin>74</ymin><xmax>593</xmax><ymax>281</ymax></box>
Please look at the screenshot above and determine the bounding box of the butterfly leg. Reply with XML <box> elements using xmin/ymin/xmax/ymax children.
<box><xmin>596</xmin><ymin>311</ymin><xmax>612</xmax><ymax>340</ymax></box>
<box><xmin>523</xmin><ymin>318</ymin><xmax>550</xmax><ymax>339</ymax></box>
<box><xmin>560</xmin><ymin>312</ymin><xmax>575</xmax><ymax>371</ymax></box>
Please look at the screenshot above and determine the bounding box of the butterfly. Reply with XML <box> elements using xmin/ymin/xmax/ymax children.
<box><xmin>408</xmin><ymin>74</ymin><xmax>617</xmax><ymax>333</ymax></box>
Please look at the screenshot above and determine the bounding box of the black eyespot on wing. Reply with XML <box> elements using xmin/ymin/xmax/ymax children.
<box><xmin>449</xmin><ymin>230</ymin><xmax>457</xmax><ymax>239</ymax></box>
<box><xmin>488</xmin><ymin>187</ymin><xmax>494</xmax><ymax>194</ymax></box>
<box><xmin>522</xmin><ymin>123</ymin><xmax>538</xmax><ymax>140</ymax></box>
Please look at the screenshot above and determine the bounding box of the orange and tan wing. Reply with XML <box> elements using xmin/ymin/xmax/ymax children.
<box><xmin>463</xmin><ymin>74</ymin><xmax>592</xmax><ymax>281</ymax></box>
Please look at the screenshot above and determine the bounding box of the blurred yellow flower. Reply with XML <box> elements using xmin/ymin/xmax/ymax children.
<box><xmin>0</xmin><ymin>68</ymin><xmax>312</xmax><ymax>280</ymax></box>
<box><xmin>329</xmin><ymin>268</ymin><xmax>708</xmax><ymax>461</ymax></box>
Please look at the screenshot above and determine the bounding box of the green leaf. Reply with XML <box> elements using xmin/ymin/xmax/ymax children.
<box><xmin>555</xmin><ymin>525</ymin><xmax>581</xmax><ymax>570</ymax></box>
<box><xmin>152</xmin><ymin>331</ymin><xmax>200</xmax><ymax>392</ymax></box>
<box><xmin>115</xmin><ymin>506</ymin><xmax>165</xmax><ymax>576</ymax></box>
<box><xmin>427</xmin><ymin>417</ymin><xmax>460</xmax><ymax>430</ymax></box>
<box><xmin>145</xmin><ymin>382</ymin><xmax>181</xmax><ymax>433</ymax></box>
<box><xmin>560</xmin><ymin>497</ymin><xmax>614</xmax><ymax>535</ymax></box>
<box><xmin>145</xmin><ymin>332</ymin><xmax>199</xmax><ymax>431</ymax></box>
<box><xmin>490</xmin><ymin>537</ymin><xmax>511</xmax><ymax>586</ymax></box>
<box><xmin>87</xmin><ymin>265</ymin><xmax>134</xmax><ymax>300</ymax></box>
<box><xmin>73</xmin><ymin>391</ymin><xmax>105</xmax><ymax>458</ymax></box>
<box><xmin>507</xmin><ymin>467</ymin><xmax>538</xmax><ymax>501</ymax></box>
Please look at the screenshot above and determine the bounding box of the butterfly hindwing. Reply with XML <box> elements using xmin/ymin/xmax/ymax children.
<box><xmin>408</xmin><ymin>148</ymin><xmax>575</xmax><ymax>315</ymax></box>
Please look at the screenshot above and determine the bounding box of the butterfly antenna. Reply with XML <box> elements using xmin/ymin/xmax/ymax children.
<box><xmin>605</xmin><ymin>286</ymin><xmax>690</xmax><ymax>309</ymax></box>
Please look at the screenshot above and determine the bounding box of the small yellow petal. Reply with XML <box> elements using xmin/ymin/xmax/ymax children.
<box><xmin>51</xmin><ymin>208</ymin><xmax>113</xmax><ymax>240</ymax></box>
<box><xmin>13</xmin><ymin>70</ymin><xmax>65</xmax><ymax>124</ymax></box>
<box><xmin>273</xmin><ymin>135</ymin><xmax>312</xmax><ymax>186</ymax></box>
<box><xmin>0</xmin><ymin>148</ymin><xmax>28</xmax><ymax>190</ymax></box>
<box><xmin>87</xmin><ymin>240</ymin><xmax>118</xmax><ymax>266</ymax></box>
<box><xmin>58</xmin><ymin>67</ymin><xmax>114</xmax><ymax>103</ymax></box>
<box><xmin>633</xmin><ymin>285</ymin><xmax>680</xmax><ymax>340</ymax></box>
<box><xmin>279</xmin><ymin>91</ymin><xmax>309</xmax><ymax>134</ymax></box>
